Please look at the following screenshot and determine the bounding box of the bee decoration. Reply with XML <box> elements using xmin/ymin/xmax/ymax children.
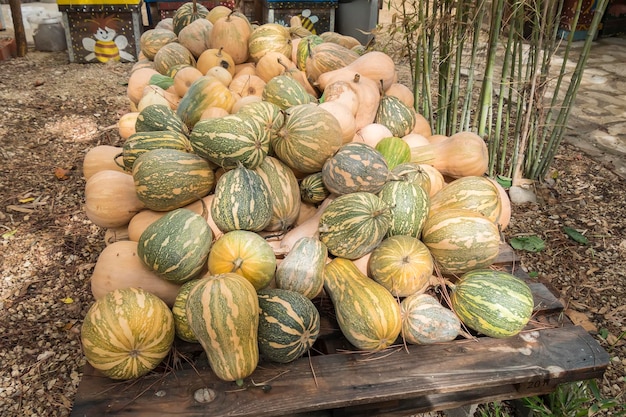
<box><xmin>82</xmin><ymin>14</ymin><xmax>135</xmax><ymax>63</ymax></box>
<box><xmin>298</xmin><ymin>9</ymin><xmax>320</xmax><ymax>34</ymax></box>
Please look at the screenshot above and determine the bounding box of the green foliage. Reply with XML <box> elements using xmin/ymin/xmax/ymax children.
<box><xmin>509</xmin><ymin>235</ymin><xmax>545</xmax><ymax>252</ymax></box>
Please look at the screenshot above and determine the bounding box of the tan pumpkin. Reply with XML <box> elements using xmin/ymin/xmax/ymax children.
<box><xmin>104</xmin><ymin>225</ymin><xmax>130</xmax><ymax>246</ymax></box>
<box><xmin>403</xmin><ymin>133</ymin><xmax>430</xmax><ymax>148</ymax></box>
<box><xmin>385</xmin><ymin>82</ymin><xmax>414</xmax><ymax>108</ymax></box>
<box><xmin>206</xmin><ymin>65</ymin><xmax>233</xmax><ymax>86</ymax></box>
<box><xmin>229</xmin><ymin>74</ymin><xmax>266</xmax><ymax>97</ymax></box>
<box><xmin>127</xmin><ymin>67</ymin><xmax>160</xmax><ymax>105</ymax></box>
<box><xmin>318</xmin><ymin>101</ymin><xmax>357</xmax><ymax>144</ymax></box>
<box><xmin>84</xmin><ymin>170</ymin><xmax>145</xmax><ymax>228</ymax></box>
<box><xmin>352</xmin><ymin>123</ymin><xmax>393</xmax><ymax>148</ymax></box>
<box><xmin>206</xmin><ymin>5</ymin><xmax>232</xmax><ymax>24</ymax></box>
<box><xmin>196</xmin><ymin>47</ymin><xmax>236</xmax><ymax>76</ymax></box>
<box><xmin>428</xmin><ymin>134</ymin><xmax>448</xmax><ymax>143</ymax></box>
<box><xmin>323</xmin><ymin>81</ymin><xmax>360</xmax><ymax>116</ymax></box>
<box><xmin>316</xmin><ymin>51</ymin><xmax>396</xmax><ymax>91</ymax></box>
<box><xmin>487</xmin><ymin>177</ymin><xmax>512</xmax><ymax>231</ymax></box>
<box><xmin>209</xmin><ymin>12</ymin><xmax>252</xmax><ymax>64</ymax></box>
<box><xmin>117</xmin><ymin>112</ymin><xmax>139</xmax><ymax>140</ymax></box>
<box><xmin>90</xmin><ymin>240</ymin><xmax>181</xmax><ymax>307</ymax></box>
<box><xmin>255</xmin><ymin>51</ymin><xmax>295</xmax><ymax>83</ymax></box>
<box><xmin>413</xmin><ymin>112</ymin><xmax>432</xmax><ymax>137</ymax></box>
<box><xmin>305</xmin><ymin>41</ymin><xmax>360</xmax><ymax>83</ymax></box>
<box><xmin>83</xmin><ymin>145</ymin><xmax>125</xmax><ymax>181</ymax></box>
<box><xmin>234</xmin><ymin>62</ymin><xmax>257</xmax><ymax>77</ymax></box>
<box><xmin>178</xmin><ymin>18</ymin><xmax>213</xmax><ymax>58</ymax></box>
<box><xmin>173</xmin><ymin>65</ymin><xmax>204</xmax><ymax>97</ymax></box>
<box><xmin>137</xmin><ymin>84</ymin><xmax>180</xmax><ymax>111</ymax></box>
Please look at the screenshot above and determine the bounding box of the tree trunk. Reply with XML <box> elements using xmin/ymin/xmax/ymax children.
<box><xmin>9</xmin><ymin>0</ymin><xmax>27</xmax><ymax>57</ymax></box>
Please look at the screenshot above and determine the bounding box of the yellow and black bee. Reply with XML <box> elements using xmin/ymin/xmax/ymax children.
<box><xmin>298</xmin><ymin>9</ymin><xmax>320</xmax><ymax>34</ymax></box>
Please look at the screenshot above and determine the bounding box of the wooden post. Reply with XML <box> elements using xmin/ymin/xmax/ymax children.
<box><xmin>9</xmin><ymin>0</ymin><xmax>27</xmax><ymax>57</ymax></box>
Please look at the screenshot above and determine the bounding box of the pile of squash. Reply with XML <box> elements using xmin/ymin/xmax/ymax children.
<box><xmin>80</xmin><ymin>2</ymin><xmax>535</xmax><ymax>384</ymax></box>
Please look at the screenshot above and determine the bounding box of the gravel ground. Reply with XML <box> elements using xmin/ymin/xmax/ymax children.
<box><xmin>0</xmin><ymin>49</ymin><xmax>624</xmax><ymax>417</ymax></box>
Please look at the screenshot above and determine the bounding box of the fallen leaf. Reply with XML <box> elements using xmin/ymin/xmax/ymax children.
<box><xmin>19</xmin><ymin>197</ymin><xmax>35</xmax><ymax>203</ymax></box>
<box><xmin>54</xmin><ymin>167</ymin><xmax>71</xmax><ymax>180</ymax></box>
<box><xmin>60</xmin><ymin>297</ymin><xmax>74</xmax><ymax>304</ymax></box>
<box><xmin>565</xmin><ymin>309</ymin><xmax>598</xmax><ymax>333</ymax></box>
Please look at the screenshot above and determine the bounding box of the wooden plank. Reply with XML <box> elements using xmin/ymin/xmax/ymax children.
<box><xmin>71</xmin><ymin>325</ymin><xmax>608</xmax><ymax>417</ymax></box>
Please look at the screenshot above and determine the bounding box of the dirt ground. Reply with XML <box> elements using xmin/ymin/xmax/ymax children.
<box><xmin>0</xmin><ymin>49</ymin><xmax>624</xmax><ymax>416</ymax></box>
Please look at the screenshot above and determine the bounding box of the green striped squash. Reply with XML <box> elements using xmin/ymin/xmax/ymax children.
<box><xmin>318</xmin><ymin>192</ymin><xmax>391</xmax><ymax>259</ymax></box>
<box><xmin>323</xmin><ymin>258</ymin><xmax>401</xmax><ymax>351</ymax></box>
<box><xmin>236</xmin><ymin>100</ymin><xmax>284</xmax><ymax>148</ymax></box>
<box><xmin>176</xmin><ymin>75</ymin><xmax>237</xmax><ymax>129</ymax></box>
<box><xmin>207</xmin><ymin>230</ymin><xmax>277</xmax><ymax>291</ymax></box>
<box><xmin>299</xmin><ymin>172</ymin><xmax>329</xmax><ymax>204</ymax></box>
<box><xmin>305</xmin><ymin>41</ymin><xmax>360</xmax><ymax>82</ymax></box>
<box><xmin>374</xmin><ymin>95</ymin><xmax>416</xmax><ymax>138</ymax></box>
<box><xmin>120</xmin><ymin>130</ymin><xmax>192</xmax><ymax>171</ymax></box>
<box><xmin>262</xmin><ymin>74</ymin><xmax>313</xmax><ymax>110</ymax></box>
<box><xmin>135</xmin><ymin>104</ymin><xmax>189</xmax><ymax>137</ymax></box>
<box><xmin>429</xmin><ymin>175</ymin><xmax>503</xmax><ymax>226</ymax></box>
<box><xmin>272</xmin><ymin>103</ymin><xmax>343</xmax><ymax>174</ymax></box>
<box><xmin>296</xmin><ymin>35</ymin><xmax>324</xmax><ymax>71</ymax></box>
<box><xmin>255</xmin><ymin>156</ymin><xmax>301</xmax><ymax>232</ymax></box>
<box><xmin>368</xmin><ymin>235</ymin><xmax>433</xmax><ymax>297</ymax></box>
<box><xmin>274</xmin><ymin>237</ymin><xmax>327</xmax><ymax>299</ymax></box>
<box><xmin>400</xmin><ymin>293</ymin><xmax>461</xmax><ymax>344</ymax></box>
<box><xmin>321</xmin><ymin>142</ymin><xmax>391</xmax><ymax>195</ymax></box>
<box><xmin>210</xmin><ymin>164</ymin><xmax>272</xmax><ymax>232</ymax></box>
<box><xmin>248</xmin><ymin>23</ymin><xmax>292</xmax><ymax>63</ymax></box>
<box><xmin>375</xmin><ymin>136</ymin><xmax>411</xmax><ymax>169</ymax></box>
<box><xmin>391</xmin><ymin>162</ymin><xmax>433</xmax><ymax>196</ymax></box>
<box><xmin>450</xmin><ymin>269</ymin><xmax>534</xmax><ymax>338</ymax></box>
<box><xmin>185</xmin><ymin>272</ymin><xmax>259</xmax><ymax>383</ymax></box>
<box><xmin>171</xmin><ymin>279</ymin><xmax>200</xmax><ymax>343</ymax></box>
<box><xmin>257</xmin><ymin>288</ymin><xmax>321</xmax><ymax>363</ymax></box>
<box><xmin>153</xmin><ymin>42</ymin><xmax>197</xmax><ymax>75</ymax></box>
<box><xmin>189</xmin><ymin>113</ymin><xmax>269</xmax><ymax>170</ymax></box>
<box><xmin>139</xmin><ymin>28</ymin><xmax>178</xmax><ymax>60</ymax></box>
<box><xmin>421</xmin><ymin>208</ymin><xmax>501</xmax><ymax>275</ymax></box>
<box><xmin>137</xmin><ymin>208</ymin><xmax>213</xmax><ymax>283</ymax></box>
<box><xmin>132</xmin><ymin>148</ymin><xmax>215</xmax><ymax>212</ymax></box>
<box><xmin>172</xmin><ymin>1</ymin><xmax>209</xmax><ymax>35</ymax></box>
<box><xmin>377</xmin><ymin>180</ymin><xmax>429</xmax><ymax>238</ymax></box>
<box><xmin>81</xmin><ymin>287</ymin><xmax>175</xmax><ymax>380</ymax></box>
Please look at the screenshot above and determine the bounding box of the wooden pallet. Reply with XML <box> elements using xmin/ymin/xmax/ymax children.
<box><xmin>70</xmin><ymin>247</ymin><xmax>610</xmax><ymax>416</ymax></box>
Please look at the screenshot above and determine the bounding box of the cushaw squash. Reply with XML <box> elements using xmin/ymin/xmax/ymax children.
<box><xmin>85</xmin><ymin>170</ymin><xmax>145</xmax><ymax>228</ymax></box>
<box><xmin>274</xmin><ymin>237</ymin><xmax>327</xmax><ymax>299</ymax></box>
<box><xmin>83</xmin><ymin>145</ymin><xmax>125</xmax><ymax>181</ymax></box>
<box><xmin>400</xmin><ymin>293</ymin><xmax>461</xmax><ymax>344</ymax></box>
<box><xmin>185</xmin><ymin>272</ymin><xmax>259</xmax><ymax>384</ymax></box>
<box><xmin>323</xmin><ymin>258</ymin><xmax>401</xmax><ymax>351</ymax></box>
<box><xmin>81</xmin><ymin>287</ymin><xmax>175</xmax><ymax>380</ymax></box>
<box><xmin>257</xmin><ymin>288</ymin><xmax>320</xmax><ymax>363</ymax></box>
<box><xmin>255</xmin><ymin>156</ymin><xmax>301</xmax><ymax>232</ymax></box>
<box><xmin>450</xmin><ymin>269</ymin><xmax>534</xmax><ymax>338</ymax></box>
<box><xmin>90</xmin><ymin>240</ymin><xmax>182</xmax><ymax>307</ymax></box>
<box><xmin>316</xmin><ymin>51</ymin><xmax>396</xmax><ymax>92</ymax></box>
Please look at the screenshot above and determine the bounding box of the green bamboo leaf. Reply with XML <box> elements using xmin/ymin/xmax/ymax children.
<box><xmin>563</xmin><ymin>226</ymin><xmax>588</xmax><ymax>245</ymax></box>
<box><xmin>509</xmin><ymin>235</ymin><xmax>545</xmax><ymax>252</ymax></box>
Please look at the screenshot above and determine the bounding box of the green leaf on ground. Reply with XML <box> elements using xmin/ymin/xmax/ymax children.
<box><xmin>563</xmin><ymin>226</ymin><xmax>588</xmax><ymax>245</ymax></box>
<box><xmin>510</xmin><ymin>235</ymin><xmax>545</xmax><ymax>252</ymax></box>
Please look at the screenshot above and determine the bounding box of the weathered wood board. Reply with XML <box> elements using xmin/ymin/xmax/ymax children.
<box><xmin>70</xmin><ymin>246</ymin><xmax>610</xmax><ymax>416</ymax></box>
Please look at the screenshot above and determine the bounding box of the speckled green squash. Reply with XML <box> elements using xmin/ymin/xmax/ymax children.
<box><xmin>451</xmin><ymin>269</ymin><xmax>534</xmax><ymax>338</ymax></box>
<box><xmin>236</xmin><ymin>100</ymin><xmax>284</xmax><ymax>148</ymax></box>
<box><xmin>374</xmin><ymin>95</ymin><xmax>416</xmax><ymax>137</ymax></box>
<box><xmin>375</xmin><ymin>136</ymin><xmax>411</xmax><ymax>170</ymax></box>
<box><xmin>377</xmin><ymin>180</ymin><xmax>429</xmax><ymax>238</ymax></box>
<box><xmin>401</xmin><ymin>293</ymin><xmax>461</xmax><ymax>344</ymax></box>
<box><xmin>299</xmin><ymin>172</ymin><xmax>329</xmax><ymax>204</ymax></box>
<box><xmin>321</xmin><ymin>142</ymin><xmax>391</xmax><ymax>195</ymax></box>
<box><xmin>120</xmin><ymin>130</ymin><xmax>192</xmax><ymax>171</ymax></box>
<box><xmin>323</xmin><ymin>258</ymin><xmax>402</xmax><ymax>351</ymax></box>
<box><xmin>132</xmin><ymin>148</ymin><xmax>215</xmax><ymax>212</ymax></box>
<box><xmin>262</xmin><ymin>74</ymin><xmax>313</xmax><ymax>110</ymax></box>
<box><xmin>137</xmin><ymin>207</ymin><xmax>213</xmax><ymax>283</ymax></box>
<box><xmin>185</xmin><ymin>272</ymin><xmax>259</xmax><ymax>383</ymax></box>
<box><xmin>257</xmin><ymin>288</ymin><xmax>320</xmax><ymax>363</ymax></box>
<box><xmin>171</xmin><ymin>279</ymin><xmax>201</xmax><ymax>343</ymax></box>
<box><xmin>421</xmin><ymin>208</ymin><xmax>501</xmax><ymax>275</ymax></box>
<box><xmin>255</xmin><ymin>156</ymin><xmax>301</xmax><ymax>232</ymax></box>
<box><xmin>172</xmin><ymin>1</ymin><xmax>209</xmax><ymax>35</ymax></box>
<box><xmin>81</xmin><ymin>287</ymin><xmax>175</xmax><ymax>380</ymax></box>
<box><xmin>272</xmin><ymin>103</ymin><xmax>343</xmax><ymax>174</ymax></box>
<box><xmin>134</xmin><ymin>104</ymin><xmax>189</xmax><ymax>137</ymax></box>
<box><xmin>318</xmin><ymin>192</ymin><xmax>391</xmax><ymax>259</ymax></box>
<box><xmin>189</xmin><ymin>113</ymin><xmax>269</xmax><ymax>170</ymax></box>
<box><xmin>210</xmin><ymin>164</ymin><xmax>273</xmax><ymax>232</ymax></box>
<box><xmin>274</xmin><ymin>237</ymin><xmax>327</xmax><ymax>299</ymax></box>
<box><xmin>368</xmin><ymin>235</ymin><xmax>433</xmax><ymax>297</ymax></box>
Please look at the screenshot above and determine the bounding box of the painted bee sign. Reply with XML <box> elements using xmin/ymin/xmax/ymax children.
<box><xmin>58</xmin><ymin>2</ymin><xmax>142</xmax><ymax>64</ymax></box>
<box><xmin>262</xmin><ymin>1</ymin><xmax>337</xmax><ymax>34</ymax></box>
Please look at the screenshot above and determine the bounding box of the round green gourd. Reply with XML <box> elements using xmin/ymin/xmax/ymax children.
<box><xmin>210</xmin><ymin>164</ymin><xmax>273</xmax><ymax>232</ymax></box>
<box><xmin>375</xmin><ymin>136</ymin><xmax>411</xmax><ymax>169</ymax></box>
<box><xmin>262</xmin><ymin>74</ymin><xmax>313</xmax><ymax>110</ymax></box>
<box><xmin>299</xmin><ymin>172</ymin><xmax>330</xmax><ymax>204</ymax></box>
<box><xmin>318</xmin><ymin>192</ymin><xmax>391</xmax><ymax>259</ymax></box>
<box><xmin>172</xmin><ymin>1</ymin><xmax>209</xmax><ymax>35</ymax></box>
<box><xmin>137</xmin><ymin>207</ymin><xmax>213</xmax><ymax>283</ymax></box>
<box><xmin>81</xmin><ymin>287</ymin><xmax>175</xmax><ymax>380</ymax></box>
<box><xmin>257</xmin><ymin>288</ymin><xmax>321</xmax><ymax>363</ymax></box>
<box><xmin>321</xmin><ymin>142</ymin><xmax>391</xmax><ymax>195</ymax></box>
<box><xmin>132</xmin><ymin>148</ymin><xmax>215</xmax><ymax>212</ymax></box>
<box><xmin>450</xmin><ymin>269</ymin><xmax>534</xmax><ymax>338</ymax></box>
